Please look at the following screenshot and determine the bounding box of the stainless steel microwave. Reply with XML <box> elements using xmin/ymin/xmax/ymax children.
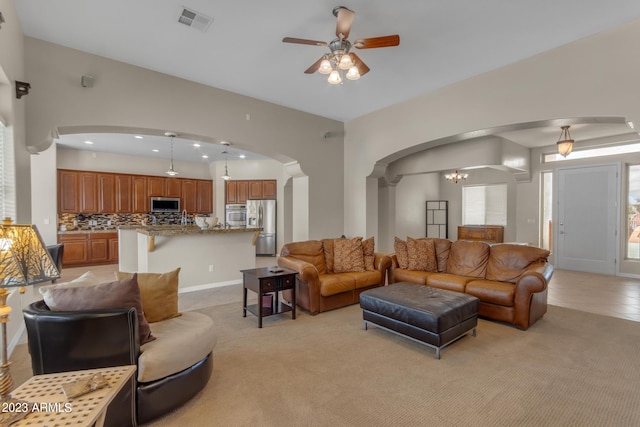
<box><xmin>151</xmin><ymin>197</ymin><xmax>180</xmax><ymax>212</ymax></box>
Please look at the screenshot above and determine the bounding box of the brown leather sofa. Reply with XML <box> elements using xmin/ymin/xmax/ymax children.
<box><xmin>278</xmin><ymin>238</ymin><xmax>392</xmax><ymax>315</ymax></box>
<box><xmin>389</xmin><ymin>239</ymin><xmax>553</xmax><ymax>329</ymax></box>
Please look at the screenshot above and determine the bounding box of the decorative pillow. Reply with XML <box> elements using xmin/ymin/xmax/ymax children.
<box><xmin>44</xmin><ymin>274</ymin><xmax>155</xmax><ymax>345</ymax></box>
<box><xmin>39</xmin><ymin>271</ymin><xmax>100</xmax><ymax>301</ymax></box>
<box><xmin>115</xmin><ymin>268</ymin><xmax>181</xmax><ymax>323</ymax></box>
<box><xmin>333</xmin><ymin>237</ymin><xmax>365</xmax><ymax>273</ymax></box>
<box><xmin>394</xmin><ymin>237</ymin><xmax>408</xmax><ymax>269</ymax></box>
<box><xmin>407</xmin><ymin>237</ymin><xmax>437</xmax><ymax>272</ymax></box>
<box><xmin>362</xmin><ymin>236</ymin><xmax>375</xmax><ymax>271</ymax></box>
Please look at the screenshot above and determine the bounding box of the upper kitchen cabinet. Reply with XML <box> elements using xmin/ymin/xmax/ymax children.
<box><xmin>132</xmin><ymin>175</ymin><xmax>148</xmax><ymax>213</ymax></box>
<box><xmin>98</xmin><ymin>173</ymin><xmax>116</xmax><ymax>213</ymax></box>
<box><xmin>79</xmin><ymin>172</ymin><xmax>99</xmax><ymax>213</ymax></box>
<box><xmin>261</xmin><ymin>180</ymin><xmax>277</xmax><ymax>199</ymax></box>
<box><xmin>58</xmin><ymin>170</ymin><xmax>79</xmax><ymax>213</ymax></box>
<box><xmin>248</xmin><ymin>180</ymin><xmax>263</xmax><ymax>200</ymax></box>
<box><xmin>181</xmin><ymin>179</ymin><xmax>198</xmax><ymax>213</ymax></box>
<box><xmin>115</xmin><ymin>174</ymin><xmax>133</xmax><ymax>213</ymax></box>
<box><xmin>226</xmin><ymin>180</ymin><xmax>248</xmax><ymax>204</ymax></box>
<box><xmin>197</xmin><ymin>180</ymin><xmax>213</xmax><ymax>213</ymax></box>
<box><xmin>166</xmin><ymin>178</ymin><xmax>181</xmax><ymax>198</ymax></box>
<box><xmin>147</xmin><ymin>176</ymin><xmax>166</xmax><ymax>197</ymax></box>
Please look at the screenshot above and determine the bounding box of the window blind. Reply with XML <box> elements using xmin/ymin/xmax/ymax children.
<box><xmin>0</xmin><ymin>121</ymin><xmax>16</xmax><ymax>221</ymax></box>
<box><xmin>462</xmin><ymin>183</ymin><xmax>507</xmax><ymax>226</ymax></box>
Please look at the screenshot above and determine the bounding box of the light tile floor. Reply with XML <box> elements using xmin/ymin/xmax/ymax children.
<box><xmin>55</xmin><ymin>260</ymin><xmax>640</xmax><ymax>322</ymax></box>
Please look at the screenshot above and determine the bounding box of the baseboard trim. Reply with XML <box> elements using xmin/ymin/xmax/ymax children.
<box><xmin>178</xmin><ymin>279</ymin><xmax>242</xmax><ymax>294</ymax></box>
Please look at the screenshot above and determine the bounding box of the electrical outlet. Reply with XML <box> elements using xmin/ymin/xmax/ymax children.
<box><xmin>107</xmin><ymin>220</ymin><xmax>112</xmax><ymax>226</ymax></box>
<box><xmin>208</xmin><ymin>265</ymin><xmax>214</xmax><ymax>272</ymax></box>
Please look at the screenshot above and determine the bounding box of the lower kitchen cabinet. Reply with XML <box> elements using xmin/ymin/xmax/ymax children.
<box><xmin>58</xmin><ymin>232</ymin><xmax>119</xmax><ymax>267</ymax></box>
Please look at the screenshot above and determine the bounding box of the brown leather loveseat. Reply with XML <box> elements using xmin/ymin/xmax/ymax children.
<box><xmin>389</xmin><ymin>238</ymin><xmax>553</xmax><ymax>329</ymax></box>
<box><xmin>278</xmin><ymin>237</ymin><xmax>392</xmax><ymax>315</ymax></box>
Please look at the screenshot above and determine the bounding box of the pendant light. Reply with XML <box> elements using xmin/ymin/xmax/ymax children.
<box><xmin>556</xmin><ymin>125</ymin><xmax>574</xmax><ymax>158</ymax></box>
<box><xmin>221</xmin><ymin>142</ymin><xmax>231</xmax><ymax>181</ymax></box>
<box><xmin>165</xmin><ymin>132</ymin><xmax>179</xmax><ymax>176</ymax></box>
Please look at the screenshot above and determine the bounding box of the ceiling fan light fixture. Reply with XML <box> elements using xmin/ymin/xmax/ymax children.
<box><xmin>556</xmin><ymin>125</ymin><xmax>574</xmax><ymax>158</ymax></box>
<box><xmin>346</xmin><ymin>66</ymin><xmax>360</xmax><ymax>80</ymax></box>
<box><xmin>328</xmin><ymin>70</ymin><xmax>342</xmax><ymax>84</ymax></box>
<box><xmin>338</xmin><ymin>53</ymin><xmax>353</xmax><ymax>70</ymax></box>
<box><xmin>319</xmin><ymin>58</ymin><xmax>332</xmax><ymax>74</ymax></box>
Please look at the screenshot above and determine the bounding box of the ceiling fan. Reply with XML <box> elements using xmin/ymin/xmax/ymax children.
<box><xmin>282</xmin><ymin>6</ymin><xmax>400</xmax><ymax>84</ymax></box>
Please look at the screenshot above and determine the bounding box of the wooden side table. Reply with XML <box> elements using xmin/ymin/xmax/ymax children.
<box><xmin>241</xmin><ymin>267</ymin><xmax>297</xmax><ymax>328</ymax></box>
<box><xmin>5</xmin><ymin>365</ymin><xmax>136</xmax><ymax>427</ymax></box>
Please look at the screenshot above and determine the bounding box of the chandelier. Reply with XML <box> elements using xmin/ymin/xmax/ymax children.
<box><xmin>445</xmin><ymin>170</ymin><xmax>468</xmax><ymax>184</ymax></box>
<box><xmin>556</xmin><ymin>125</ymin><xmax>574</xmax><ymax>158</ymax></box>
<box><xmin>165</xmin><ymin>132</ymin><xmax>179</xmax><ymax>176</ymax></box>
<box><xmin>318</xmin><ymin>39</ymin><xmax>361</xmax><ymax>85</ymax></box>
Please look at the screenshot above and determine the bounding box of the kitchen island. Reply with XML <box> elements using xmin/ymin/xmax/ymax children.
<box><xmin>118</xmin><ymin>225</ymin><xmax>263</xmax><ymax>289</ymax></box>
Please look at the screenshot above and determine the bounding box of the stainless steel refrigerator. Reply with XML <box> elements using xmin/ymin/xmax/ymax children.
<box><xmin>246</xmin><ymin>199</ymin><xmax>276</xmax><ymax>256</ymax></box>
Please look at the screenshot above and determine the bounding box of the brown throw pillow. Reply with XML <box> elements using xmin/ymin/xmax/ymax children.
<box><xmin>333</xmin><ymin>237</ymin><xmax>365</xmax><ymax>273</ymax></box>
<box><xmin>362</xmin><ymin>236</ymin><xmax>375</xmax><ymax>271</ymax></box>
<box><xmin>115</xmin><ymin>268</ymin><xmax>181</xmax><ymax>323</ymax></box>
<box><xmin>394</xmin><ymin>237</ymin><xmax>408</xmax><ymax>269</ymax></box>
<box><xmin>44</xmin><ymin>274</ymin><xmax>155</xmax><ymax>345</ymax></box>
<box><xmin>407</xmin><ymin>237</ymin><xmax>437</xmax><ymax>272</ymax></box>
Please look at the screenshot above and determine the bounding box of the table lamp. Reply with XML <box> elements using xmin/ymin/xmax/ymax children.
<box><xmin>0</xmin><ymin>224</ymin><xmax>60</xmax><ymax>399</ymax></box>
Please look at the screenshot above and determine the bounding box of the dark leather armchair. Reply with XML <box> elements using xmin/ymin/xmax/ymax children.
<box><xmin>23</xmin><ymin>301</ymin><xmax>213</xmax><ymax>427</ymax></box>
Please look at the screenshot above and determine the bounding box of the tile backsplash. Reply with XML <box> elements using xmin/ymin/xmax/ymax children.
<box><xmin>58</xmin><ymin>212</ymin><xmax>203</xmax><ymax>231</ymax></box>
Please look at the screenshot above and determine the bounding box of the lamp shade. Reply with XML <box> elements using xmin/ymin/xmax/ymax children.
<box><xmin>0</xmin><ymin>225</ymin><xmax>60</xmax><ymax>287</ymax></box>
<box><xmin>556</xmin><ymin>125</ymin><xmax>574</xmax><ymax>158</ymax></box>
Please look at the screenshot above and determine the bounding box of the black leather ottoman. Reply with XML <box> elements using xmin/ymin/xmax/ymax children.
<box><xmin>359</xmin><ymin>282</ymin><xmax>479</xmax><ymax>359</ymax></box>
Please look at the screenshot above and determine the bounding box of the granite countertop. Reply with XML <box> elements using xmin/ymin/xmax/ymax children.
<box><xmin>132</xmin><ymin>225</ymin><xmax>263</xmax><ymax>237</ymax></box>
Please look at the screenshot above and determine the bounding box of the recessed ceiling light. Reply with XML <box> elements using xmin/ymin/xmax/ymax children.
<box><xmin>239</xmin><ymin>154</ymin><xmax>246</xmax><ymax>159</ymax></box>
<box><xmin>152</xmin><ymin>149</ymin><xmax>159</xmax><ymax>153</ymax></box>
<box><xmin>84</xmin><ymin>140</ymin><xmax>94</xmax><ymax>145</ymax></box>
<box><xmin>627</xmin><ymin>121</ymin><xmax>636</xmax><ymax>130</ymax></box>
<box><xmin>202</xmin><ymin>154</ymin><xmax>209</xmax><ymax>159</ymax></box>
<box><xmin>193</xmin><ymin>143</ymin><xmax>201</xmax><ymax>147</ymax></box>
<box><xmin>134</xmin><ymin>135</ymin><xmax>144</xmax><ymax>139</ymax></box>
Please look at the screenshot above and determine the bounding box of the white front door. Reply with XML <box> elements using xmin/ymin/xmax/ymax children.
<box><xmin>556</xmin><ymin>164</ymin><xmax>618</xmax><ymax>275</ymax></box>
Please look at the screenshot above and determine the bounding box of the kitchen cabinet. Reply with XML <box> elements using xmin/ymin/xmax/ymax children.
<box><xmin>261</xmin><ymin>180</ymin><xmax>277</xmax><ymax>199</ymax></box>
<box><xmin>181</xmin><ymin>179</ymin><xmax>198</xmax><ymax>213</ymax></box>
<box><xmin>166</xmin><ymin>178</ymin><xmax>181</xmax><ymax>198</ymax></box>
<box><xmin>58</xmin><ymin>232</ymin><xmax>119</xmax><ymax>267</ymax></box>
<box><xmin>98</xmin><ymin>173</ymin><xmax>116</xmax><ymax>213</ymax></box>
<box><xmin>148</xmin><ymin>176</ymin><xmax>166</xmax><ymax>197</ymax></box>
<box><xmin>225</xmin><ymin>180</ymin><xmax>248</xmax><ymax>204</ymax></box>
<box><xmin>197</xmin><ymin>180</ymin><xmax>213</xmax><ymax>213</ymax></box>
<box><xmin>79</xmin><ymin>172</ymin><xmax>99</xmax><ymax>213</ymax></box>
<box><xmin>58</xmin><ymin>170</ymin><xmax>79</xmax><ymax>213</ymax></box>
<box><xmin>248</xmin><ymin>180</ymin><xmax>263</xmax><ymax>199</ymax></box>
<box><xmin>132</xmin><ymin>175</ymin><xmax>148</xmax><ymax>213</ymax></box>
<box><xmin>115</xmin><ymin>174</ymin><xmax>132</xmax><ymax>213</ymax></box>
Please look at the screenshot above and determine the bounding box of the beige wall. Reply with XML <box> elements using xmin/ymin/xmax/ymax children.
<box><xmin>345</xmin><ymin>18</ymin><xmax>640</xmax><ymax>275</ymax></box>
<box><xmin>24</xmin><ymin>37</ymin><xmax>345</xmax><ymax>242</ymax></box>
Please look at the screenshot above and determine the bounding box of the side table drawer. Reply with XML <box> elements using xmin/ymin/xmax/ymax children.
<box><xmin>281</xmin><ymin>275</ymin><xmax>295</xmax><ymax>289</ymax></box>
<box><xmin>262</xmin><ymin>278</ymin><xmax>276</xmax><ymax>292</ymax></box>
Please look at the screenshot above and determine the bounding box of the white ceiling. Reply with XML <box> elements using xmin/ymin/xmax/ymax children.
<box><xmin>14</xmin><ymin>0</ymin><xmax>640</xmax><ymax>160</ymax></box>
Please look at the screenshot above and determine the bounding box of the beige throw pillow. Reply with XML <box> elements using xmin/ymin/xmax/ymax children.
<box><xmin>39</xmin><ymin>271</ymin><xmax>100</xmax><ymax>303</ymax></box>
<box><xmin>115</xmin><ymin>268</ymin><xmax>181</xmax><ymax>323</ymax></box>
<box><xmin>333</xmin><ymin>237</ymin><xmax>365</xmax><ymax>273</ymax></box>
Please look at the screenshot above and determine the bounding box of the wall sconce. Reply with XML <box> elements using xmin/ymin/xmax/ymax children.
<box><xmin>15</xmin><ymin>81</ymin><xmax>31</xmax><ymax>99</ymax></box>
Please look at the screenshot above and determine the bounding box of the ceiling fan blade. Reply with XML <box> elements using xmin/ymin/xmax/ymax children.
<box><xmin>304</xmin><ymin>57</ymin><xmax>324</xmax><ymax>74</ymax></box>
<box><xmin>350</xmin><ymin>53</ymin><xmax>370</xmax><ymax>76</ymax></box>
<box><xmin>353</xmin><ymin>35</ymin><xmax>400</xmax><ymax>49</ymax></box>
<box><xmin>282</xmin><ymin>37</ymin><xmax>328</xmax><ymax>47</ymax></box>
<box><xmin>334</xmin><ymin>7</ymin><xmax>355</xmax><ymax>39</ymax></box>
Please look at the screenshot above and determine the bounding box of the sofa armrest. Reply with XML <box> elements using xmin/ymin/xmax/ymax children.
<box><xmin>513</xmin><ymin>262</ymin><xmax>554</xmax><ymax>329</ymax></box>
<box><xmin>277</xmin><ymin>256</ymin><xmax>320</xmax><ymax>283</ymax></box>
<box><xmin>374</xmin><ymin>253</ymin><xmax>392</xmax><ymax>284</ymax></box>
<box><xmin>23</xmin><ymin>300</ymin><xmax>139</xmax><ymax>375</ymax></box>
<box><xmin>388</xmin><ymin>254</ymin><xmax>399</xmax><ymax>283</ymax></box>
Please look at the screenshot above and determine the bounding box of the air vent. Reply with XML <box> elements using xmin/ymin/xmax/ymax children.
<box><xmin>177</xmin><ymin>7</ymin><xmax>213</xmax><ymax>32</ymax></box>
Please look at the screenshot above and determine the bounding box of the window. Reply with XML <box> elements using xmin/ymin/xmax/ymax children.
<box><xmin>462</xmin><ymin>184</ymin><xmax>507</xmax><ymax>226</ymax></box>
<box><xmin>626</xmin><ymin>164</ymin><xmax>640</xmax><ymax>259</ymax></box>
<box><xmin>544</xmin><ymin>142</ymin><xmax>640</xmax><ymax>163</ymax></box>
<box><xmin>0</xmin><ymin>120</ymin><xmax>15</xmax><ymax>221</ymax></box>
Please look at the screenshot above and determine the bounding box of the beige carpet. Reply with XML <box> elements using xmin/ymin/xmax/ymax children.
<box><xmin>141</xmin><ymin>303</ymin><xmax>640</xmax><ymax>427</ymax></box>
